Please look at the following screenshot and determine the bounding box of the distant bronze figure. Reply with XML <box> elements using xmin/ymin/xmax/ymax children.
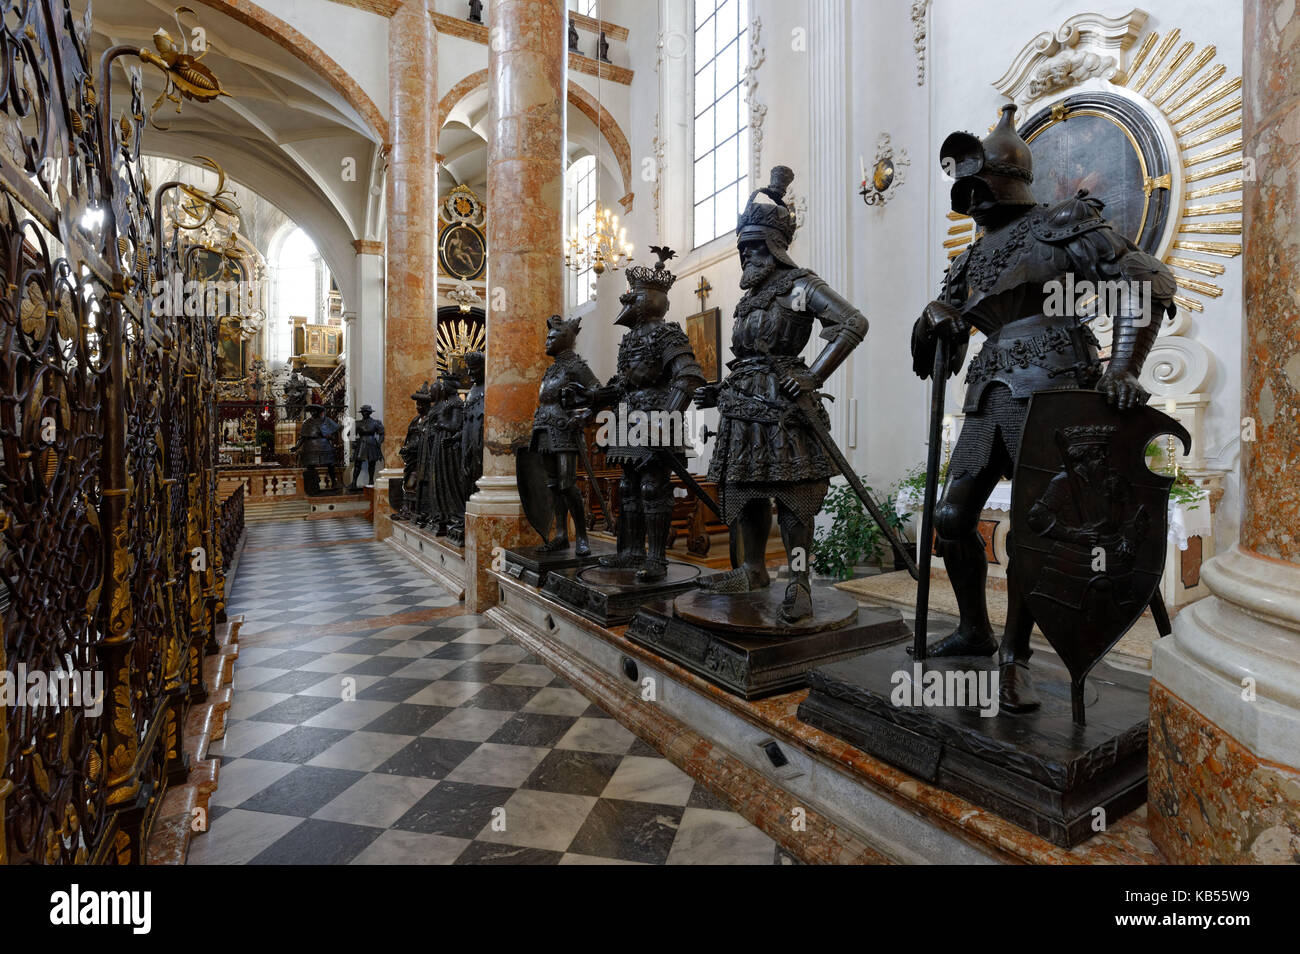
<box><xmin>460</xmin><ymin>350</ymin><xmax>485</xmax><ymax>512</ymax></box>
<box><xmin>429</xmin><ymin>373</ymin><xmax>466</xmax><ymax>539</ymax></box>
<box><xmin>695</xmin><ymin>166</ymin><xmax>875</xmax><ymax>624</ymax></box>
<box><xmin>347</xmin><ymin>404</ymin><xmax>384</xmax><ymax>492</ymax></box>
<box><xmin>910</xmin><ymin>104</ymin><xmax>1175</xmax><ymax>713</ymax></box>
<box><xmin>468</xmin><ymin>0</ymin><xmax>483</xmax><ymax>24</ymax></box>
<box><xmin>565</xmin><ymin>247</ymin><xmax>705</xmax><ymax>582</ymax></box>
<box><xmin>399</xmin><ymin>381</ymin><xmax>432</xmax><ymax>519</ymax></box>
<box><xmin>568</xmin><ymin>17</ymin><xmax>580</xmax><ymax>52</ymax></box>
<box><xmin>597</xmin><ymin>30</ymin><xmax>610</xmax><ymax>62</ymax></box>
<box><xmin>283</xmin><ymin>370</ymin><xmax>310</xmax><ymax>422</ymax></box>
<box><xmin>292</xmin><ymin>404</ymin><xmax>340</xmax><ymax>495</ymax></box>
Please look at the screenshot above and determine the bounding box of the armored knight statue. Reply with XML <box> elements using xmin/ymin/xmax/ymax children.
<box><xmin>291</xmin><ymin>404</ymin><xmax>340</xmax><ymax>495</ymax></box>
<box><xmin>348</xmin><ymin>404</ymin><xmax>385</xmax><ymax>491</ymax></box>
<box><xmin>461</xmin><ymin>351</ymin><xmax>486</xmax><ymax>510</ymax></box>
<box><xmin>400</xmin><ymin>381</ymin><xmax>433</xmax><ymax>519</ymax></box>
<box><xmin>565</xmin><ymin>247</ymin><xmax>705</xmax><ymax>582</ymax></box>
<box><xmin>284</xmin><ymin>370</ymin><xmax>310</xmax><ymax>422</ymax></box>
<box><xmin>429</xmin><ymin>372</ymin><xmax>466</xmax><ymax>539</ymax></box>
<box><xmin>529</xmin><ymin>316</ymin><xmax>600</xmax><ymax>555</ymax></box>
<box><xmin>694</xmin><ymin>166</ymin><xmax>869</xmax><ymax>624</ymax></box>
<box><xmin>911</xmin><ymin>103</ymin><xmax>1174</xmax><ymax>710</ymax></box>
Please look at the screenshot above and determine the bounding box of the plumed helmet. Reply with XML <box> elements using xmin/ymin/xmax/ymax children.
<box><xmin>736</xmin><ymin>165</ymin><xmax>797</xmax><ymax>266</ymax></box>
<box><xmin>940</xmin><ymin>104</ymin><xmax>1037</xmax><ymax>214</ymax></box>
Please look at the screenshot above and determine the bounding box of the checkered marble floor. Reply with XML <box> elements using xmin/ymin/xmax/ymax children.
<box><xmin>192</xmin><ymin>517</ymin><xmax>792</xmax><ymax>865</ymax></box>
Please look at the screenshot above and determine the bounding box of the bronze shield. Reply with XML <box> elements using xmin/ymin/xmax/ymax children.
<box><xmin>1010</xmin><ymin>389</ymin><xmax>1190</xmax><ymax>689</ymax></box>
<box><xmin>515</xmin><ymin>447</ymin><xmax>555</xmax><ymax>543</ymax></box>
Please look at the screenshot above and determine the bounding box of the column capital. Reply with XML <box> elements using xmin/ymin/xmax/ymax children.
<box><xmin>353</xmin><ymin>239</ymin><xmax>384</xmax><ymax>256</ymax></box>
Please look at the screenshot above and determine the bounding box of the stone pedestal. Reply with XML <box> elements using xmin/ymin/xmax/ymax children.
<box><xmin>542</xmin><ymin>561</ymin><xmax>700</xmax><ymax>627</ymax></box>
<box><xmin>1148</xmin><ymin>0</ymin><xmax>1300</xmax><ymax>864</ymax></box>
<box><xmin>503</xmin><ymin>539</ymin><xmax>615</xmax><ymax>587</ymax></box>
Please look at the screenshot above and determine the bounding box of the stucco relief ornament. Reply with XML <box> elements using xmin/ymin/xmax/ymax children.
<box><xmin>911</xmin><ymin>0</ymin><xmax>932</xmax><ymax>86</ymax></box>
<box><xmin>742</xmin><ymin>17</ymin><xmax>767</xmax><ymax>187</ymax></box>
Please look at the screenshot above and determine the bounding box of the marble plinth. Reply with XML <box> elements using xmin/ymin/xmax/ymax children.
<box><xmin>627</xmin><ymin>597</ymin><xmax>909</xmax><ymax>699</ymax></box>
<box><xmin>503</xmin><ymin>539</ymin><xmax>615</xmax><ymax>587</ymax></box>
<box><xmin>798</xmin><ymin>646</ymin><xmax>1150</xmax><ymax>848</ymax></box>
<box><xmin>1150</xmin><ymin>545</ymin><xmax>1300</xmax><ymax>861</ymax></box>
<box><xmin>387</xmin><ymin>518</ymin><xmax>467</xmax><ymax>600</ymax></box>
<box><xmin>542</xmin><ymin>561</ymin><xmax>700</xmax><ymax>626</ymax></box>
<box><xmin>487</xmin><ymin>569</ymin><xmax>1163</xmax><ymax>864</ymax></box>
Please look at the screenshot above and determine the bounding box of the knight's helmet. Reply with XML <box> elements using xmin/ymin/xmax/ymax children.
<box><xmin>940</xmin><ymin>103</ymin><xmax>1037</xmax><ymax>215</ymax></box>
<box><xmin>617</xmin><ymin>245</ymin><xmax>677</xmax><ymax>326</ymax></box>
<box><xmin>736</xmin><ymin>165</ymin><xmax>797</xmax><ymax>266</ymax></box>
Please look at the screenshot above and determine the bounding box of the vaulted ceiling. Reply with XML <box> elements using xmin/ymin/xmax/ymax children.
<box><xmin>88</xmin><ymin>0</ymin><xmax>385</xmax><ymax>307</ymax></box>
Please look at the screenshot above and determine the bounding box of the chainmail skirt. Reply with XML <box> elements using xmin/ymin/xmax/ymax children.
<box><xmin>948</xmin><ymin>383</ymin><xmax>1029</xmax><ymax>480</ymax></box>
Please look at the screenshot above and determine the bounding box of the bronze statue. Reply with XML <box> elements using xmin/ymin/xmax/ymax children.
<box><xmin>291</xmin><ymin>404</ymin><xmax>340</xmax><ymax>495</ymax></box>
<box><xmin>399</xmin><ymin>381</ymin><xmax>432</xmax><ymax>519</ymax></box>
<box><xmin>910</xmin><ymin>104</ymin><xmax>1175</xmax><ymax>712</ymax></box>
<box><xmin>460</xmin><ymin>350</ymin><xmax>485</xmax><ymax>512</ymax></box>
<box><xmin>429</xmin><ymin>373</ymin><xmax>466</xmax><ymax>539</ymax></box>
<box><xmin>694</xmin><ymin>166</ymin><xmax>869</xmax><ymax>623</ymax></box>
<box><xmin>565</xmin><ymin>247</ymin><xmax>705</xmax><ymax>582</ymax></box>
<box><xmin>283</xmin><ymin>370</ymin><xmax>310</xmax><ymax>422</ymax></box>
<box><xmin>347</xmin><ymin>404</ymin><xmax>384</xmax><ymax>492</ymax></box>
<box><xmin>522</xmin><ymin>316</ymin><xmax>600</xmax><ymax>555</ymax></box>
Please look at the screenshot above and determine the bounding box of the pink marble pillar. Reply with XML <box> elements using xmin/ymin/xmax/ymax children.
<box><xmin>1149</xmin><ymin>0</ymin><xmax>1300</xmax><ymax>862</ymax></box>
<box><xmin>376</xmin><ymin>0</ymin><xmax>438</xmax><ymax>541</ymax></box>
<box><xmin>464</xmin><ymin>0</ymin><xmax>567</xmax><ymax>609</ymax></box>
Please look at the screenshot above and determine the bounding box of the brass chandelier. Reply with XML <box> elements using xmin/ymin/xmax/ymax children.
<box><xmin>565</xmin><ymin>204</ymin><xmax>633</xmax><ymax>275</ymax></box>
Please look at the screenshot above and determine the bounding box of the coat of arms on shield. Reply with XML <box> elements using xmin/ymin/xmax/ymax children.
<box><xmin>1011</xmin><ymin>390</ymin><xmax>1190</xmax><ymax>723</ymax></box>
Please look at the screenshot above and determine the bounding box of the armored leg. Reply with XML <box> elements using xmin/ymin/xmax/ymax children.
<box><xmin>600</xmin><ymin>466</ymin><xmax>645</xmax><ymax>568</ymax></box>
<box><xmin>997</xmin><ymin>556</ymin><xmax>1041</xmax><ymax>713</ymax></box>
<box><xmin>556</xmin><ymin>452</ymin><xmax>590</xmax><ymax>557</ymax></box>
<box><xmin>637</xmin><ymin>460</ymin><xmax>673</xmax><ymax>582</ymax></box>
<box><xmin>926</xmin><ymin>460</ymin><xmax>1005</xmax><ymax>657</ymax></box>
<box><xmin>776</xmin><ymin>495</ymin><xmax>820</xmax><ymax>623</ymax></box>
<box><xmin>539</xmin><ymin>453</ymin><xmax>570</xmax><ymax>552</ymax></box>
<box><xmin>702</xmin><ymin>497</ymin><xmax>773</xmax><ymax>594</ymax></box>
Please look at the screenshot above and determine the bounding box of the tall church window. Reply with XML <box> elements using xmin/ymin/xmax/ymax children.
<box><xmin>692</xmin><ymin>0</ymin><xmax>749</xmax><ymax>248</ymax></box>
<box><xmin>566</xmin><ymin>154</ymin><xmax>598</xmax><ymax>307</ymax></box>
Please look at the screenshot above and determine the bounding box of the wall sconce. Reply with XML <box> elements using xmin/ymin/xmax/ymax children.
<box><xmin>859</xmin><ymin>133</ymin><xmax>910</xmax><ymax>207</ymax></box>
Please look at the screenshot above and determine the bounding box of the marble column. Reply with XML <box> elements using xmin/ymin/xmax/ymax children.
<box><xmin>375</xmin><ymin>0</ymin><xmax>438</xmax><ymax>541</ymax></box>
<box><xmin>464</xmin><ymin>0</ymin><xmax>567</xmax><ymax>610</ymax></box>
<box><xmin>1148</xmin><ymin>0</ymin><xmax>1300</xmax><ymax>863</ymax></box>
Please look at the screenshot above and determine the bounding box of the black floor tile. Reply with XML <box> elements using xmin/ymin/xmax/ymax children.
<box><xmin>487</xmin><ymin>712</ymin><xmax>577</xmax><ymax>748</ymax></box>
<box><xmin>244</xmin><ymin>726</ymin><xmax>351</xmax><ymax>764</ymax></box>
<box><xmin>372</xmin><ymin>737</ymin><xmax>481</xmax><ymax>779</ymax></box>
<box><xmin>462</xmin><ymin>684</ymin><xmax>541</xmax><ymax>711</ymax></box>
<box><xmin>567</xmin><ymin>798</ymin><xmax>684</xmax><ymax>865</ymax></box>
<box><xmin>392</xmin><ymin>781</ymin><xmax>514</xmax><ymax>837</ymax></box>
<box><xmin>454</xmin><ymin>841</ymin><xmax>563</xmax><ymax>865</ymax></box>
<box><xmin>238</xmin><ymin>766</ymin><xmax>367</xmax><ymax>817</ymax></box>
<box><xmin>248</xmin><ymin>819</ymin><xmax>381</xmax><ymax>865</ymax></box>
<box><xmin>246</xmin><ymin>695</ymin><xmax>341</xmax><ymax>725</ymax></box>
<box><xmin>361</xmin><ymin>704</ymin><xmax>454</xmax><ymax>736</ymax></box>
<box><xmin>521</xmin><ymin>750</ymin><xmax>622</xmax><ymax>797</ymax></box>
<box><xmin>356</xmin><ymin>677</ymin><xmax>434</xmax><ymax>702</ymax></box>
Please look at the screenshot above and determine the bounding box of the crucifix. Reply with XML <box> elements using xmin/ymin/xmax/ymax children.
<box><xmin>694</xmin><ymin>275</ymin><xmax>712</xmax><ymax>312</ymax></box>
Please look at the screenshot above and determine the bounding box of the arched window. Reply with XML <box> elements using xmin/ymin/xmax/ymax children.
<box><xmin>693</xmin><ymin>0</ymin><xmax>749</xmax><ymax>248</ymax></box>
<box><xmin>565</xmin><ymin>154</ymin><xmax>597</xmax><ymax>308</ymax></box>
<box><xmin>269</xmin><ymin>227</ymin><xmax>323</xmax><ymax>364</ymax></box>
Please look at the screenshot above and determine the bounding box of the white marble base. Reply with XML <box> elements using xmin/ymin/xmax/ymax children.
<box><xmin>387</xmin><ymin>521</ymin><xmax>467</xmax><ymax>601</ymax></box>
<box><xmin>1153</xmin><ymin>544</ymin><xmax>1300</xmax><ymax>768</ymax></box>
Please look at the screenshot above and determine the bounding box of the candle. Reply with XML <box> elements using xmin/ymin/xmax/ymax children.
<box><xmin>859</xmin><ymin>155</ymin><xmax>867</xmax><ymax>184</ymax></box>
<box><xmin>1164</xmin><ymin>398</ymin><xmax>1177</xmax><ymax>415</ymax></box>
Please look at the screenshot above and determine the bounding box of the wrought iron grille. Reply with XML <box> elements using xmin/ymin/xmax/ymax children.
<box><xmin>1</xmin><ymin>0</ymin><xmax>228</xmax><ymax>864</ymax></box>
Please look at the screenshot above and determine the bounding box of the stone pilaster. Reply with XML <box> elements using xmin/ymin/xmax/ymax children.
<box><xmin>376</xmin><ymin>0</ymin><xmax>438</xmax><ymax>541</ymax></box>
<box><xmin>464</xmin><ymin>0</ymin><xmax>567</xmax><ymax>610</ymax></box>
<box><xmin>1148</xmin><ymin>0</ymin><xmax>1300</xmax><ymax>863</ymax></box>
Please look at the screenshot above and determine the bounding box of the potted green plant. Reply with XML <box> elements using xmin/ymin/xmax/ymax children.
<box><xmin>812</xmin><ymin>477</ymin><xmax>911</xmax><ymax>581</ymax></box>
